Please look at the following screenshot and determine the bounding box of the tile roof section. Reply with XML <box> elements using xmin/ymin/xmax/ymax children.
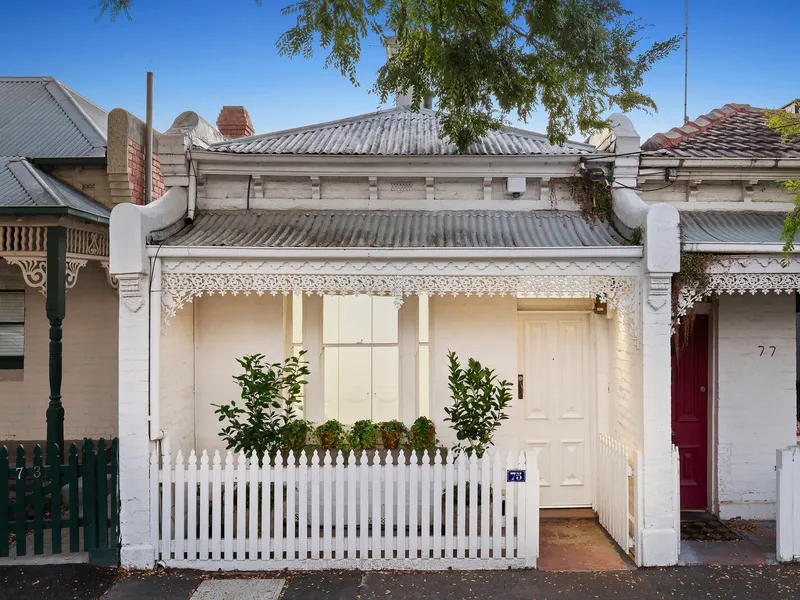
<box><xmin>207</xmin><ymin>107</ymin><xmax>594</xmax><ymax>156</ymax></box>
<box><xmin>681</xmin><ymin>211</ymin><xmax>795</xmax><ymax>245</ymax></box>
<box><xmin>0</xmin><ymin>77</ymin><xmax>107</xmax><ymax>158</ymax></box>
<box><xmin>153</xmin><ymin>209</ymin><xmax>623</xmax><ymax>248</ymax></box>
<box><xmin>0</xmin><ymin>157</ymin><xmax>110</xmax><ymax>221</ymax></box>
<box><xmin>642</xmin><ymin>103</ymin><xmax>800</xmax><ymax>159</ymax></box>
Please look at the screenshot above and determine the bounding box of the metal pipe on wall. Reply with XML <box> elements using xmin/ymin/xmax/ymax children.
<box><xmin>145</xmin><ymin>72</ymin><xmax>154</xmax><ymax>205</ymax></box>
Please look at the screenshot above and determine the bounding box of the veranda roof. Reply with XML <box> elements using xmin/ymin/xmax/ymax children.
<box><xmin>151</xmin><ymin>209</ymin><xmax>624</xmax><ymax>248</ymax></box>
<box><xmin>681</xmin><ymin>211</ymin><xmax>794</xmax><ymax>245</ymax></box>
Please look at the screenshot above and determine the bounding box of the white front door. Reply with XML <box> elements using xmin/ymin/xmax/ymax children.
<box><xmin>518</xmin><ymin>312</ymin><xmax>592</xmax><ymax>507</ymax></box>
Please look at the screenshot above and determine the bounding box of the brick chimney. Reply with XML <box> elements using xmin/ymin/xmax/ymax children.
<box><xmin>216</xmin><ymin>106</ymin><xmax>254</xmax><ymax>139</ymax></box>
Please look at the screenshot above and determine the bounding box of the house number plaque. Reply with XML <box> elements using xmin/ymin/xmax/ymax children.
<box><xmin>507</xmin><ymin>470</ymin><xmax>526</xmax><ymax>483</ymax></box>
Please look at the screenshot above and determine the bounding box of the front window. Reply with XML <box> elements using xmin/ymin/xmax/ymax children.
<box><xmin>323</xmin><ymin>295</ymin><xmax>399</xmax><ymax>423</ymax></box>
<box><xmin>0</xmin><ymin>265</ymin><xmax>25</xmax><ymax>372</ymax></box>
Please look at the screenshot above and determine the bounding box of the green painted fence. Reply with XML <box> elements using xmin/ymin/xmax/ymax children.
<box><xmin>0</xmin><ymin>438</ymin><xmax>119</xmax><ymax>565</ymax></box>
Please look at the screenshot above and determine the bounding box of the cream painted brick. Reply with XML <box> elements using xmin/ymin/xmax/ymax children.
<box><xmin>0</xmin><ymin>262</ymin><xmax>118</xmax><ymax>441</ymax></box>
<box><xmin>429</xmin><ymin>295</ymin><xmax>518</xmax><ymax>448</ymax></box>
<box><xmin>193</xmin><ymin>294</ymin><xmax>285</xmax><ymax>453</ymax></box>
<box><xmin>716</xmin><ymin>294</ymin><xmax>797</xmax><ymax>519</ymax></box>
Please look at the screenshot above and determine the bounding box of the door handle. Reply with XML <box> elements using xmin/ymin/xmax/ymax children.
<box><xmin>517</xmin><ymin>374</ymin><xmax>523</xmax><ymax>399</ymax></box>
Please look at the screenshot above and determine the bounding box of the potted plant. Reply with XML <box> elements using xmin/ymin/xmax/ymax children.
<box><xmin>408</xmin><ymin>416</ymin><xmax>437</xmax><ymax>452</ymax></box>
<box><xmin>282</xmin><ymin>419</ymin><xmax>312</xmax><ymax>452</ymax></box>
<box><xmin>313</xmin><ymin>420</ymin><xmax>347</xmax><ymax>450</ymax></box>
<box><xmin>348</xmin><ymin>419</ymin><xmax>380</xmax><ymax>452</ymax></box>
<box><xmin>378</xmin><ymin>420</ymin><xmax>407</xmax><ymax>449</ymax></box>
<box><xmin>443</xmin><ymin>351</ymin><xmax>511</xmax><ymax>458</ymax></box>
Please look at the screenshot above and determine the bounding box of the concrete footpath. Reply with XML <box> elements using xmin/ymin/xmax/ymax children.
<box><xmin>1</xmin><ymin>564</ymin><xmax>799</xmax><ymax>600</ymax></box>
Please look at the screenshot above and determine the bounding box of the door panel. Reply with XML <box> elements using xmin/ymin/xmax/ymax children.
<box><xmin>671</xmin><ymin>314</ymin><xmax>710</xmax><ymax>510</ymax></box>
<box><xmin>519</xmin><ymin>313</ymin><xmax>592</xmax><ymax>507</ymax></box>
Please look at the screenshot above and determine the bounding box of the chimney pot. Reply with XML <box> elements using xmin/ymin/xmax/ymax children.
<box><xmin>216</xmin><ymin>106</ymin><xmax>254</xmax><ymax>139</ymax></box>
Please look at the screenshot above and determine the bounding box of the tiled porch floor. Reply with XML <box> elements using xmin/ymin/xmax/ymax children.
<box><xmin>678</xmin><ymin>518</ymin><xmax>776</xmax><ymax>566</ymax></box>
<box><xmin>537</xmin><ymin>510</ymin><xmax>632</xmax><ymax>571</ymax></box>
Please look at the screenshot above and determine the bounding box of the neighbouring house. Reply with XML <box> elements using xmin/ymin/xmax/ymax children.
<box><xmin>633</xmin><ymin>101</ymin><xmax>800</xmax><ymax>521</ymax></box>
<box><xmin>0</xmin><ymin>76</ymin><xmax>166</xmax><ymax>450</ymax></box>
<box><xmin>110</xmin><ymin>80</ymin><xmax>688</xmax><ymax>568</ymax></box>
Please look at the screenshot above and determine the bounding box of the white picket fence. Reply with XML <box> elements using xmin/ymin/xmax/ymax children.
<box><xmin>596</xmin><ymin>433</ymin><xmax>631</xmax><ymax>554</ymax></box>
<box><xmin>151</xmin><ymin>448</ymin><xmax>539</xmax><ymax>570</ymax></box>
<box><xmin>777</xmin><ymin>445</ymin><xmax>800</xmax><ymax>563</ymax></box>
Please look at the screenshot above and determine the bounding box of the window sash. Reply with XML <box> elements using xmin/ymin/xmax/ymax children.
<box><xmin>0</xmin><ymin>291</ymin><xmax>24</xmax><ymax>323</ymax></box>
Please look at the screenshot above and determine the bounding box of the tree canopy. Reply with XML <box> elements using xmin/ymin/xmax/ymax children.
<box><xmin>98</xmin><ymin>0</ymin><xmax>680</xmax><ymax>151</ymax></box>
<box><xmin>764</xmin><ymin>109</ymin><xmax>800</xmax><ymax>254</ymax></box>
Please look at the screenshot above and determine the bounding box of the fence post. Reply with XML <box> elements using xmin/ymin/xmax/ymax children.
<box><xmin>524</xmin><ymin>451</ymin><xmax>538</xmax><ymax>568</ymax></box>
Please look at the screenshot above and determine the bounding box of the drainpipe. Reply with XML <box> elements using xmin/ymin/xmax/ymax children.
<box><xmin>186</xmin><ymin>165</ymin><xmax>197</xmax><ymax>223</ymax></box>
<box><xmin>145</xmin><ymin>72</ymin><xmax>154</xmax><ymax>206</ymax></box>
<box><xmin>148</xmin><ymin>256</ymin><xmax>163</xmax><ymax>441</ymax></box>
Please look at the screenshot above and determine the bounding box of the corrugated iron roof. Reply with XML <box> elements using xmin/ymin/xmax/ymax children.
<box><xmin>207</xmin><ymin>107</ymin><xmax>594</xmax><ymax>156</ymax></box>
<box><xmin>153</xmin><ymin>209</ymin><xmax>623</xmax><ymax>248</ymax></box>
<box><xmin>0</xmin><ymin>157</ymin><xmax>109</xmax><ymax>221</ymax></box>
<box><xmin>642</xmin><ymin>104</ymin><xmax>800</xmax><ymax>159</ymax></box>
<box><xmin>0</xmin><ymin>77</ymin><xmax>107</xmax><ymax>158</ymax></box>
<box><xmin>681</xmin><ymin>211</ymin><xmax>793</xmax><ymax>244</ymax></box>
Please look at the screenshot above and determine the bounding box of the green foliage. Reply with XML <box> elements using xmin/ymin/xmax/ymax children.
<box><xmin>629</xmin><ymin>226</ymin><xmax>644</xmax><ymax>246</ymax></box>
<box><xmin>313</xmin><ymin>420</ymin><xmax>348</xmax><ymax>450</ymax></box>
<box><xmin>408</xmin><ymin>416</ymin><xmax>437</xmax><ymax>452</ymax></box>
<box><xmin>764</xmin><ymin>110</ymin><xmax>800</xmax><ymax>256</ymax></box>
<box><xmin>98</xmin><ymin>1</ymin><xmax>679</xmax><ymax>152</ymax></box>
<box><xmin>378</xmin><ymin>420</ymin><xmax>407</xmax><ymax>449</ymax></box>
<box><xmin>282</xmin><ymin>419</ymin><xmax>313</xmax><ymax>452</ymax></box>
<box><xmin>443</xmin><ymin>351</ymin><xmax>511</xmax><ymax>458</ymax></box>
<box><xmin>348</xmin><ymin>419</ymin><xmax>381</xmax><ymax>451</ymax></box>
<box><xmin>213</xmin><ymin>352</ymin><xmax>309</xmax><ymax>461</ymax></box>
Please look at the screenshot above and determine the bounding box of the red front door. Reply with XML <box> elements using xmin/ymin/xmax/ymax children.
<box><xmin>671</xmin><ymin>314</ymin><xmax>709</xmax><ymax>510</ymax></box>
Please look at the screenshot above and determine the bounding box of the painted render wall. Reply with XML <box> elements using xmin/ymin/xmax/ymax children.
<box><xmin>716</xmin><ymin>293</ymin><xmax>797</xmax><ymax>519</ymax></box>
<box><xmin>193</xmin><ymin>294</ymin><xmax>284</xmax><ymax>454</ymax></box>
<box><xmin>428</xmin><ymin>295</ymin><xmax>518</xmax><ymax>448</ymax></box>
<box><xmin>0</xmin><ymin>262</ymin><xmax>118</xmax><ymax>441</ymax></box>
<box><xmin>160</xmin><ymin>302</ymin><xmax>195</xmax><ymax>456</ymax></box>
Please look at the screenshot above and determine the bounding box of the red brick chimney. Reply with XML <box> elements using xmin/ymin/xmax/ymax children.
<box><xmin>216</xmin><ymin>106</ymin><xmax>255</xmax><ymax>139</ymax></box>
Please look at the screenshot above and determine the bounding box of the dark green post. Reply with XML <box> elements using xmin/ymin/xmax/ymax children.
<box><xmin>46</xmin><ymin>226</ymin><xmax>67</xmax><ymax>461</ymax></box>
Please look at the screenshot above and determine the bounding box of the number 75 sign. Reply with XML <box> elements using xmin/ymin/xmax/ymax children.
<box><xmin>507</xmin><ymin>469</ymin><xmax>526</xmax><ymax>483</ymax></box>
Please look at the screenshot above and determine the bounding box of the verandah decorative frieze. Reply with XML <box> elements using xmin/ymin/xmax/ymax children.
<box><xmin>0</xmin><ymin>225</ymin><xmax>108</xmax><ymax>257</ymax></box>
<box><xmin>675</xmin><ymin>257</ymin><xmax>800</xmax><ymax>321</ymax></box>
<box><xmin>2</xmin><ymin>256</ymin><xmax>87</xmax><ymax>295</ymax></box>
<box><xmin>160</xmin><ymin>271</ymin><xmax>641</xmax><ymax>343</ymax></box>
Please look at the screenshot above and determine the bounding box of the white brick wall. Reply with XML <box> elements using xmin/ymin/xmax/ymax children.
<box><xmin>716</xmin><ymin>293</ymin><xmax>797</xmax><ymax>519</ymax></box>
<box><xmin>609</xmin><ymin>308</ymin><xmax>644</xmax><ymax>452</ymax></box>
<box><xmin>0</xmin><ymin>262</ymin><xmax>118</xmax><ymax>442</ymax></box>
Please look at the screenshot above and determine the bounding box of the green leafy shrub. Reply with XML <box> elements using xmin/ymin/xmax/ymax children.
<box><xmin>443</xmin><ymin>351</ymin><xmax>511</xmax><ymax>458</ymax></box>
<box><xmin>282</xmin><ymin>419</ymin><xmax>312</xmax><ymax>452</ymax></box>
<box><xmin>213</xmin><ymin>352</ymin><xmax>309</xmax><ymax>460</ymax></box>
<box><xmin>313</xmin><ymin>420</ymin><xmax>347</xmax><ymax>450</ymax></box>
<box><xmin>348</xmin><ymin>419</ymin><xmax>380</xmax><ymax>452</ymax></box>
<box><xmin>408</xmin><ymin>416</ymin><xmax>436</xmax><ymax>452</ymax></box>
<box><xmin>378</xmin><ymin>420</ymin><xmax>407</xmax><ymax>449</ymax></box>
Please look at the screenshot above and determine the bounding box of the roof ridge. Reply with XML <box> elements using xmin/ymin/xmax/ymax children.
<box><xmin>642</xmin><ymin>103</ymin><xmax>759</xmax><ymax>151</ymax></box>
<box><xmin>6</xmin><ymin>157</ymin><xmax>67</xmax><ymax>208</ymax></box>
<box><xmin>43</xmin><ymin>78</ymin><xmax>107</xmax><ymax>151</ymax></box>
<box><xmin>208</xmin><ymin>106</ymin><xmax>591</xmax><ymax>151</ymax></box>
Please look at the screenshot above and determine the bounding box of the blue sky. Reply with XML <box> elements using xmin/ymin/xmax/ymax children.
<box><xmin>2</xmin><ymin>1</ymin><xmax>798</xmax><ymax>142</ymax></box>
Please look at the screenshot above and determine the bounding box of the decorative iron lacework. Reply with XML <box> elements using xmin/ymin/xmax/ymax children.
<box><xmin>675</xmin><ymin>271</ymin><xmax>800</xmax><ymax>323</ymax></box>
<box><xmin>161</xmin><ymin>272</ymin><xmax>640</xmax><ymax>344</ymax></box>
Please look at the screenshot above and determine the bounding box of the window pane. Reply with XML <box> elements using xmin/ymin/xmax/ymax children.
<box><xmin>324</xmin><ymin>295</ymin><xmax>373</xmax><ymax>344</ymax></box>
<box><xmin>418</xmin><ymin>295</ymin><xmax>429</xmax><ymax>343</ymax></box>
<box><xmin>371</xmin><ymin>296</ymin><xmax>399</xmax><ymax>343</ymax></box>
<box><xmin>372</xmin><ymin>346</ymin><xmax>399</xmax><ymax>422</ymax></box>
<box><xmin>324</xmin><ymin>346</ymin><xmax>371</xmax><ymax>423</ymax></box>
<box><xmin>0</xmin><ymin>292</ymin><xmax>24</xmax><ymax>322</ymax></box>
<box><xmin>0</xmin><ymin>324</ymin><xmax>24</xmax><ymax>357</ymax></box>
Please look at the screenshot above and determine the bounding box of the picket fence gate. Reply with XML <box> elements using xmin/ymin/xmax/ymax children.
<box><xmin>154</xmin><ymin>448</ymin><xmax>539</xmax><ymax>570</ymax></box>
<box><xmin>1</xmin><ymin>439</ymin><xmax>119</xmax><ymax>564</ymax></box>
<box><xmin>596</xmin><ymin>433</ymin><xmax>631</xmax><ymax>554</ymax></box>
<box><xmin>777</xmin><ymin>445</ymin><xmax>800</xmax><ymax>563</ymax></box>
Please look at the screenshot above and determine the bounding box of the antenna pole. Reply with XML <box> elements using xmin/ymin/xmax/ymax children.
<box><xmin>683</xmin><ymin>0</ymin><xmax>689</xmax><ymax>123</ymax></box>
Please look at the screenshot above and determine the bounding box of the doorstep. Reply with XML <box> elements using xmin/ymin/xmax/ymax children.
<box><xmin>537</xmin><ymin>512</ymin><xmax>633</xmax><ymax>572</ymax></box>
